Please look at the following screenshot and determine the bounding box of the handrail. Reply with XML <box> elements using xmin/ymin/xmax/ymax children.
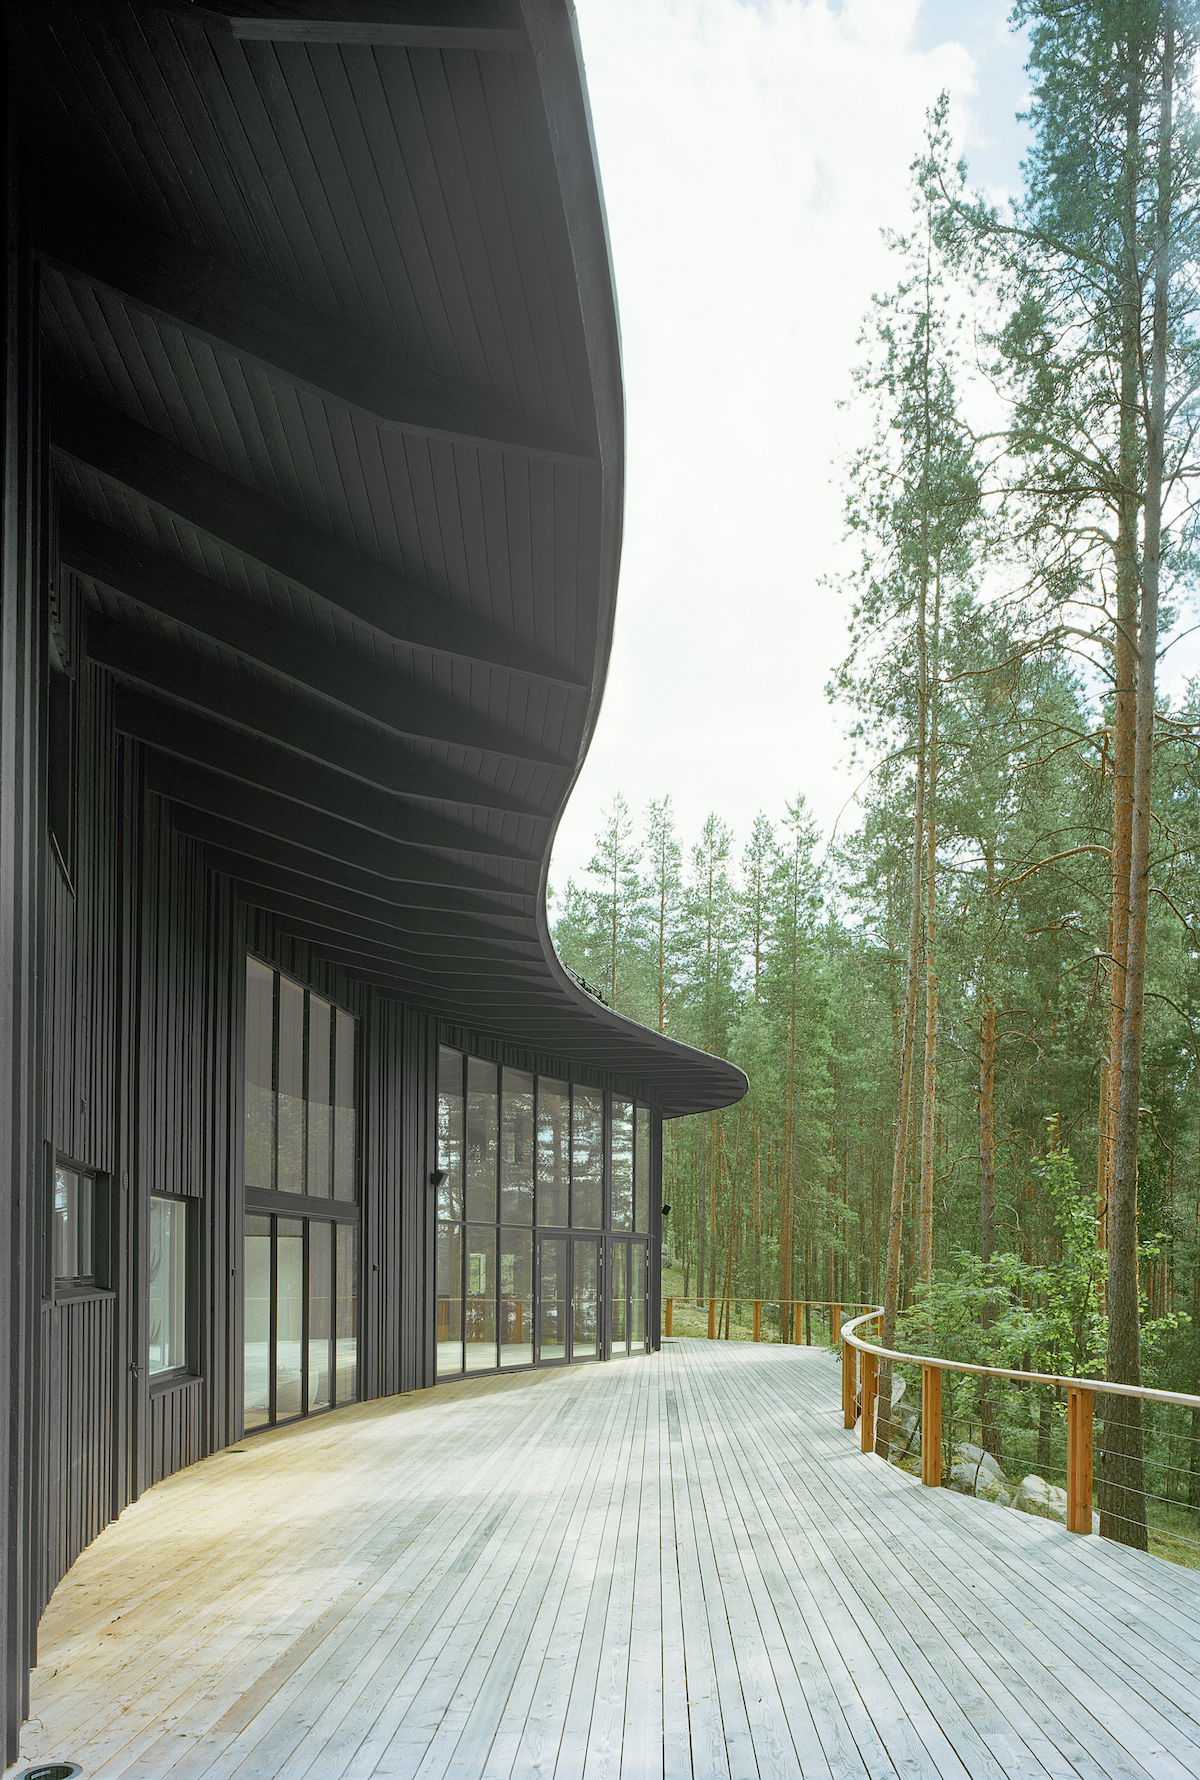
<box><xmin>839</xmin><ymin>1309</ymin><xmax>1200</xmax><ymax>1411</ymax></box>
<box><xmin>662</xmin><ymin>1296</ymin><xmax>871</xmax><ymax>1341</ymax></box>
<box><xmin>838</xmin><ymin>1308</ymin><xmax>1200</xmax><ymax>1541</ymax></box>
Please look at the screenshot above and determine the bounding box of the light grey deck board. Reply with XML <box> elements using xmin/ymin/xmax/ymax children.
<box><xmin>8</xmin><ymin>1343</ymin><xmax>1200</xmax><ymax>1780</ymax></box>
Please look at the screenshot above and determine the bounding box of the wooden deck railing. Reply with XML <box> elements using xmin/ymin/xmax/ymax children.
<box><xmin>663</xmin><ymin>1297</ymin><xmax>868</xmax><ymax>1344</ymax></box>
<box><xmin>840</xmin><ymin>1308</ymin><xmax>1200</xmax><ymax>1539</ymax></box>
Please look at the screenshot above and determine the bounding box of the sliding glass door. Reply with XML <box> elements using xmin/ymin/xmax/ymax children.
<box><xmin>243</xmin><ymin>1212</ymin><xmax>358</xmax><ymax>1431</ymax></box>
<box><xmin>607</xmin><ymin>1237</ymin><xmax>650</xmax><ymax>1359</ymax></box>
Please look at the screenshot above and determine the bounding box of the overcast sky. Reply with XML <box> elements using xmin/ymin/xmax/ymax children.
<box><xmin>548</xmin><ymin>0</ymin><xmax>1032</xmax><ymax>896</ymax></box>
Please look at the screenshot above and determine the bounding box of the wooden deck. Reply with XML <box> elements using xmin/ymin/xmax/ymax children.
<box><xmin>7</xmin><ymin>1341</ymin><xmax>1200</xmax><ymax>1780</ymax></box>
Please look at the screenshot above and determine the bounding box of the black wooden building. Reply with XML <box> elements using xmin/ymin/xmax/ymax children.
<box><xmin>0</xmin><ymin>0</ymin><xmax>745</xmax><ymax>1760</ymax></box>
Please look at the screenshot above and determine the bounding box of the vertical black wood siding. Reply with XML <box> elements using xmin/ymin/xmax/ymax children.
<box><xmin>149</xmin><ymin>1381</ymin><xmax>205</xmax><ymax>1488</ymax></box>
<box><xmin>2</xmin><ymin>107</ymin><xmax>52</xmax><ymax>1761</ymax></box>
<box><xmin>0</xmin><ymin>187</ymin><xmax>667</xmax><ymax>1773</ymax></box>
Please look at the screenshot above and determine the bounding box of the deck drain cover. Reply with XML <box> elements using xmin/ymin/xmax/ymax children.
<box><xmin>17</xmin><ymin>1765</ymin><xmax>82</xmax><ymax>1779</ymax></box>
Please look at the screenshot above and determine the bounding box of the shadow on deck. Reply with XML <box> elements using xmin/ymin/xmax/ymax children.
<box><xmin>7</xmin><ymin>1343</ymin><xmax>1200</xmax><ymax>1779</ymax></box>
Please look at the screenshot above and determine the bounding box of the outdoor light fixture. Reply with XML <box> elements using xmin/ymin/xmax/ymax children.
<box><xmin>429</xmin><ymin>1168</ymin><xmax>448</xmax><ymax>1189</ymax></box>
<box><xmin>17</xmin><ymin>1765</ymin><xmax>82</xmax><ymax>1779</ymax></box>
<box><xmin>661</xmin><ymin>1203</ymin><xmax>671</xmax><ymax>1217</ymax></box>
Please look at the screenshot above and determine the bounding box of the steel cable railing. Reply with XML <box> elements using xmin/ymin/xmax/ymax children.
<box><xmin>663</xmin><ymin>1296</ymin><xmax>870</xmax><ymax>1343</ymax></box>
<box><xmin>840</xmin><ymin>1310</ymin><xmax>1200</xmax><ymax>1567</ymax></box>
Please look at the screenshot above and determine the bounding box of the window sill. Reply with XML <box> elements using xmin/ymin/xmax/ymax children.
<box><xmin>148</xmin><ymin>1371</ymin><xmax>202</xmax><ymax>1397</ymax></box>
<box><xmin>54</xmin><ymin>1283</ymin><xmax>115</xmax><ymax>1304</ymax></box>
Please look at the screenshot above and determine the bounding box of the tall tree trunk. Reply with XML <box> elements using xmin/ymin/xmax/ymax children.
<box><xmin>876</xmin><ymin>564</ymin><xmax>929</xmax><ymax>1454</ymax></box>
<box><xmin>919</xmin><ymin>580</ymin><xmax>941</xmax><ymax>1291</ymax></box>
<box><xmin>1104</xmin><ymin>21</ymin><xmax>1174</xmax><ymax>1552</ymax></box>
<box><xmin>753</xmin><ymin>1109</ymin><xmax>762</xmax><ymax>1302</ymax></box>
<box><xmin>696</xmin><ymin>1145</ymin><xmax>706</xmax><ymax>1310</ymax></box>
<box><xmin>708</xmin><ymin>1114</ymin><xmax>718</xmax><ymax>1301</ymax></box>
<box><xmin>979</xmin><ymin>993</ymin><xmax>1000</xmax><ymax>1459</ymax></box>
<box><xmin>1104</xmin><ymin>81</ymin><xmax>1141</xmax><ymax>1315</ymax></box>
<box><xmin>658</xmin><ymin>879</ymin><xmax>667</xmax><ymax>1033</ymax></box>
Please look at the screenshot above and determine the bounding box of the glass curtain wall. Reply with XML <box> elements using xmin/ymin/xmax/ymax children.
<box><xmin>436</xmin><ymin>1042</ymin><xmax>655</xmax><ymax>1376</ymax></box>
<box><xmin>243</xmin><ymin>956</ymin><xmax>358</xmax><ymax>1431</ymax></box>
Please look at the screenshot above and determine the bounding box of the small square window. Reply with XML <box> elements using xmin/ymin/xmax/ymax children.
<box><xmin>148</xmin><ymin>1197</ymin><xmax>189</xmax><ymax>1376</ymax></box>
<box><xmin>54</xmin><ymin>1164</ymin><xmax>95</xmax><ymax>1285</ymax></box>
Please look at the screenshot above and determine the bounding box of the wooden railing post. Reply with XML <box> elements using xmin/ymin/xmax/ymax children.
<box><xmin>664</xmin><ymin>1298</ymin><xmax>673</xmax><ymax>1337</ymax></box>
<box><xmin>860</xmin><ymin>1350</ymin><xmax>877</xmax><ymax>1453</ymax></box>
<box><xmin>794</xmin><ymin>1302</ymin><xmax>803</xmax><ymax>1346</ymax></box>
<box><xmin>921</xmin><ymin>1365</ymin><xmax>942</xmax><ymax>1487</ymax></box>
<box><xmin>752</xmin><ymin>1300</ymin><xmax>761</xmax><ymax>1342</ymax></box>
<box><xmin>708</xmin><ymin>1298</ymin><xmax>716</xmax><ymax>1340</ymax></box>
<box><xmin>843</xmin><ymin>1339</ymin><xmax>857</xmax><ymax>1429</ymax></box>
<box><xmin>1067</xmin><ymin>1385</ymin><xmax>1094</xmax><ymax>1533</ymax></box>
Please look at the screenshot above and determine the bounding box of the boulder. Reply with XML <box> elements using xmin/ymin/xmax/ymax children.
<box><xmin>948</xmin><ymin>1442</ymin><xmax>1006</xmax><ymax>1498</ymax></box>
<box><xmin>1013</xmin><ymin>1473</ymin><xmax>1067</xmax><ymax>1523</ymax></box>
<box><xmin>1011</xmin><ymin>1473</ymin><xmax>1100</xmax><ymax>1531</ymax></box>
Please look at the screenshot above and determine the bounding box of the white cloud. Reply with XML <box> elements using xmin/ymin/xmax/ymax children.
<box><xmin>550</xmin><ymin>0</ymin><xmax>991</xmax><ymax>889</ymax></box>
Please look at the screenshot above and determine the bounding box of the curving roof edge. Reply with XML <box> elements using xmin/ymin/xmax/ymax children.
<box><xmin>16</xmin><ymin>0</ymin><xmax>748</xmax><ymax>1119</ymax></box>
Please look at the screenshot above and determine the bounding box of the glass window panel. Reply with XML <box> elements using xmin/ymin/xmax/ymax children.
<box><xmin>538</xmin><ymin>1236</ymin><xmax>568</xmax><ymax>1362</ymax></box>
<box><xmin>244</xmin><ymin>958</ymin><xmax>275</xmax><ymax>1191</ymax></box>
<box><xmin>276</xmin><ymin>1219</ymin><xmax>304</xmax><ymax>1420</ymax></box>
<box><xmin>277</xmin><ymin>978</ymin><xmax>305</xmax><ymax>1195</ymax></box>
<box><xmin>336</xmin><ymin>1224</ymin><xmax>358</xmax><ymax>1403</ymax></box>
<box><xmin>308</xmin><ymin>1221</ymin><xmax>332</xmax><ymax>1411</ymax></box>
<box><xmin>466</xmin><ymin>1058</ymin><xmax>498</xmax><ymax>1223</ymax></box>
<box><xmin>634</xmin><ymin>1106</ymin><xmax>651</xmax><ymax>1233</ymax></box>
<box><xmin>632</xmin><ymin>1245</ymin><xmax>646</xmax><ymax>1349</ymax></box>
<box><xmin>572</xmin><ymin>1239</ymin><xmax>598</xmax><ymax>1358</ymax></box>
<box><xmin>610</xmin><ymin>1241</ymin><xmax>628</xmax><ymax>1355</ymax></box>
<box><xmin>244</xmin><ymin>1215</ymin><xmax>271</xmax><ymax>1432</ymax></box>
<box><xmin>333</xmin><ymin>1011</ymin><xmax>357</xmax><ymax>1202</ymax></box>
<box><xmin>536</xmin><ymin>1077</ymin><xmax>569</xmax><ymax>1226</ymax></box>
<box><xmin>53</xmin><ymin>1164</ymin><xmax>93</xmax><ymax>1282</ymax></box>
<box><xmin>148</xmin><ymin>1197</ymin><xmax>187</xmax><ymax>1375</ymax></box>
<box><xmin>437</xmin><ymin>1223</ymin><xmax>464</xmax><ymax>1377</ymax></box>
<box><xmin>501</xmin><ymin>1068</ymin><xmax>534</xmax><ymax>1225</ymax></box>
<box><xmin>306</xmin><ymin>995</ymin><xmax>332</xmax><ymax>1200</ymax></box>
<box><xmin>437</xmin><ymin>1046</ymin><xmax>464</xmax><ymax>1221</ymax></box>
<box><xmin>611</xmin><ymin>1099</ymin><xmax>633</xmax><ymax>1233</ymax></box>
<box><xmin>571</xmin><ymin>1087</ymin><xmax>603</xmax><ymax>1228</ymax></box>
<box><xmin>499</xmin><ymin>1228</ymin><xmax>533</xmax><ymax>1368</ymax></box>
<box><xmin>465</xmin><ymin>1225</ymin><xmax>497</xmax><ymax>1371</ymax></box>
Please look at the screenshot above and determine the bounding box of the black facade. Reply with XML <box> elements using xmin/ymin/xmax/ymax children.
<box><xmin>0</xmin><ymin>2</ymin><xmax>746</xmax><ymax>1762</ymax></box>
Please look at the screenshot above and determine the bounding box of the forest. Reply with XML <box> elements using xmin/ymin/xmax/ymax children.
<box><xmin>553</xmin><ymin>1</ymin><xmax>1200</xmax><ymax>1556</ymax></box>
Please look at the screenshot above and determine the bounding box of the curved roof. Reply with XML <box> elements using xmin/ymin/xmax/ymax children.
<box><xmin>15</xmin><ymin>0</ymin><xmax>747</xmax><ymax>1117</ymax></box>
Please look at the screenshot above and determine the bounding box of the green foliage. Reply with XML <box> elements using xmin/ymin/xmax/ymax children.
<box><xmin>551</xmin><ymin>14</ymin><xmax>1200</xmax><ymax>1409</ymax></box>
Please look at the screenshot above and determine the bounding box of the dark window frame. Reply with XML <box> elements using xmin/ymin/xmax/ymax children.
<box><xmin>147</xmin><ymin>1191</ymin><xmax>198</xmax><ymax>1389</ymax></box>
<box><xmin>52</xmin><ymin>1157</ymin><xmax>106</xmax><ymax>1296</ymax></box>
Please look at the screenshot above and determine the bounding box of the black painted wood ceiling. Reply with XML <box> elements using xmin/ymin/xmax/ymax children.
<box><xmin>13</xmin><ymin>0</ymin><xmax>747</xmax><ymax>1116</ymax></box>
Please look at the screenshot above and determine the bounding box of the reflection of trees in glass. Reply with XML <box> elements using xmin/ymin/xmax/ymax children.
<box><xmin>571</xmin><ymin>1088</ymin><xmax>603</xmax><ymax>1227</ymax></box>
<box><xmin>501</xmin><ymin>1069</ymin><xmax>534</xmax><ymax>1223</ymax></box>
<box><xmin>611</xmin><ymin>1100</ymin><xmax>633</xmax><ymax>1231</ymax></box>
<box><xmin>537</xmin><ymin>1079</ymin><xmax>569</xmax><ymax>1226</ymax></box>
<box><xmin>436</xmin><ymin>1045</ymin><xmax>464</xmax><ymax>1219</ymax></box>
<box><xmin>466</xmin><ymin>1058</ymin><xmax>498</xmax><ymax>1220</ymax></box>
